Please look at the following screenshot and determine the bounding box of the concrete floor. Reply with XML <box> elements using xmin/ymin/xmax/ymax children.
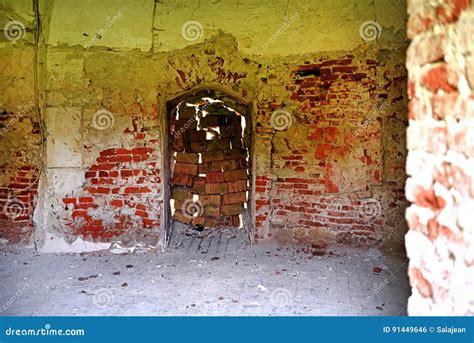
<box><xmin>0</xmin><ymin>226</ymin><xmax>410</xmax><ymax>316</ymax></box>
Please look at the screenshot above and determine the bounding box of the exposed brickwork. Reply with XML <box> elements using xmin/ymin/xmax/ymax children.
<box><xmin>1</xmin><ymin>27</ymin><xmax>407</xmax><ymax>251</ymax></box>
<box><xmin>0</xmin><ymin>165</ymin><xmax>39</xmax><ymax>243</ymax></box>
<box><xmin>406</xmin><ymin>0</ymin><xmax>474</xmax><ymax>315</ymax></box>
<box><xmin>170</xmin><ymin>100</ymin><xmax>249</xmax><ymax>228</ymax></box>
<box><xmin>61</xmin><ymin>130</ymin><xmax>162</xmax><ymax>243</ymax></box>
<box><xmin>254</xmin><ymin>53</ymin><xmax>408</xmax><ymax>247</ymax></box>
<box><xmin>0</xmin><ymin>99</ymin><xmax>40</xmax><ymax>244</ymax></box>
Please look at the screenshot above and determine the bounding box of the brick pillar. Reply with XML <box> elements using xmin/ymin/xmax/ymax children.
<box><xmin>406</xmin><ymin>0</ymin><xmax>474</xmax><ymax>315</ymax></box>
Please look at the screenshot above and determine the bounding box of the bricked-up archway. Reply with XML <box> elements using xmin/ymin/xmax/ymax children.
<box><xmin>163</xmin><ymin>89</ymin><xmax>254</xmax><ymax>243</ymax></box>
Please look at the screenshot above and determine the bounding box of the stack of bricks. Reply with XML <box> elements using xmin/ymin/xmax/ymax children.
<box><xmin>171</xmin><ymin>102</ymin><xmax>249</xmax><ymax>228</ymax></box>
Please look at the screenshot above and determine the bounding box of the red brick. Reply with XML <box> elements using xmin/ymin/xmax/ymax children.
<box><xmin>224</xmin><ymin>169</ymin><xmax>247</xmax><ymax>182</ymax></box>
<box><xmin>63</xmin><ymin>198</ymin><xmax>76</xmax><ymax>205</ymax></box>
<box><xmin>175</xmin><ymin>152</ymin><xmax>199</xmax><ymax>164</ymax></box>
<box><xmin>172</xmin><ymin>174</ymin><xmax>193</xmax><ymax>187</ymax></box>
<box><xmin>308</xmin><ymin>126</ymin><xmax>324</xmax><ymax>141</ymax></box>
<box><xmin>421</xmin><ymin>64</ymin><xmax>456</xmax><ymax>93</ymax></box>
<box><xmin>121</xmin><ymin>170</ymin><xmax>133</xmax><ymax>177</ymax></box>
<box><xmin>174</xmin><ymin>162</ymin><xmax>198</xmax><ymax>175</ymax></box>
<box><xmin>221</xmin><ymin>204</ymin><xmax>244</xmax><ymax>216</ymax></box>
<box><xmin>115</xmin><ymin>155</ymin><xmax>132</xmax><ymax>163</ymax></box>
<box><xmin>116</xmin><ymin>148</ymin><xmax>131</xmax><ymax>155</ymax></box>
<box><xmin>85</xmin><ymin>171</ymin><xmax>96</xmax><ymax>178</ymax></box>
<box><xmin>88</xmin><ymin>187</ymin><xmax>110</xmax><ymax>194</ymax></box>
<box><xmin>315</xmin><ymin>144</ymin><xmax>332</xmax><ymax>160</ymax></box>
<box><xmin>206</xmin><ymin>171</ymin><xmax>224</xmax><ymax>183</ymax></box>
<box><xmin>202</xmin><ymin>150</ymin><xmax>224</xmax><ymax>162</ymax></box>
<box><xmin>142</xmin><ymin>218</ymin><xmax>155</xmax><ymax>227</ymax></box>
<box><xmin>98</xmin><ymin>163</ymin><xmax>115</xmax><ymax>171</ymax></box>
<box><xmin>205</xmin><ymin>183</ymin><xmax>228</xmax><ymax>194</ymax></box>
<box><xmin>223</xmin><ymin>192</ymin><xmax>247</xmax><ymax>205</ymax></box>
<box><xmin>227</xmin><ymin>180</ymin><xmax>247</xmax><ymax>193</ymax></box>
<box><xmin>199</xmin><ymin>195</ymin><xmax>221</xmax><ymax>206</ymax></box>
<box><xmin>132</xmin><ymin>147</ymin><xmax>153</xmax><ymax>155</ymax></box>
<box><xmin>198</xmin><ymin>162</ymin><xmax>209</xmax><ymax>173</ymax></box>
<box><xmin>192</xmin><ymin>177</ymin><xmax>206</xmax><ymax>194</ymax></box>
<box><xmin>110</xmin><ymin>199</ymin><xmax>124</xmax><ymax>207</ymax></box>
<box><xmin>135</xmin><ymin>210</ymin><xmax>149</xmax><ymax>218</ymax></box>
<box><xmin>324</xmin><ymin>127</ymin><xmax>338</xmax><ymax>143</ymax></box>
<box><xmin>124</xmin><ymin>187</ymin><xmax>140</xmax><ymax>194</ymax></box>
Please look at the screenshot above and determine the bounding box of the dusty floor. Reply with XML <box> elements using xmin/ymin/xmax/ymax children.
<box><xmin>0</xmin><ymin>226</ymin><xmax>410</xmax><ymax>316</ymax></box>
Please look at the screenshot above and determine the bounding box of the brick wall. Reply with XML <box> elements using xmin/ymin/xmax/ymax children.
<box><xmin>60</xmin><ymin>126</ymin><xmax>162</xmax><ymax>244</ymax></box>
<box><xmin>0</xmin><ymin>164</ymin><xmax>39</xmax><ymax>243</ymax></box>
<box><xmin>254</xmin><ymin>52</ymin><xmax>408</xmax><ymax>247</ymax></box>
<box><xmin>405</xmin><ymin>0</ymin><xmax>474</xmax><ymax>314</ymax></box>
<box><xmin>0</xmin><ymin>28</ymin><xmax>409</xmax><ymax>251</ymax></box>
<box><xmin>41</xmin><ymin>44</ymin><xmax>407</xmax><ymax>250</ymax></box>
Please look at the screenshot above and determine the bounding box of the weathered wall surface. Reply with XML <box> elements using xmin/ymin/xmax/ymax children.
<box><xmin>0</xmin><ymin>1</ymin><xmax>40</xmax><ymax>244</ymax></box>
<box><xmin>405</xmin><ymin>0</ymin><xmax>474</xmax><ymax>314</ymax></box>
<box><xmin>254</xmin><ymin>48</ymin><xmax>408</xmax><ymax>247</ymax></box>
<box><xmin>0</xmin><ymin>0</ymin><xmax>408</xmax><ymax>251</ymax></box>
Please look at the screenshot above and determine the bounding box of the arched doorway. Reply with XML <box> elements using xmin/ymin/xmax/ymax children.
<box><xmin>162</xmin><ymin>88</ymin><xmax>254</xmax><ymax>245</ymax></box>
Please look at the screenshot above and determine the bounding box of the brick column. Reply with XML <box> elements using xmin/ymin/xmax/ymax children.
<box><xmin>406</xmin><ymin>0</ymin><xmax>474</xmax><ymax>315</ymax></box>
